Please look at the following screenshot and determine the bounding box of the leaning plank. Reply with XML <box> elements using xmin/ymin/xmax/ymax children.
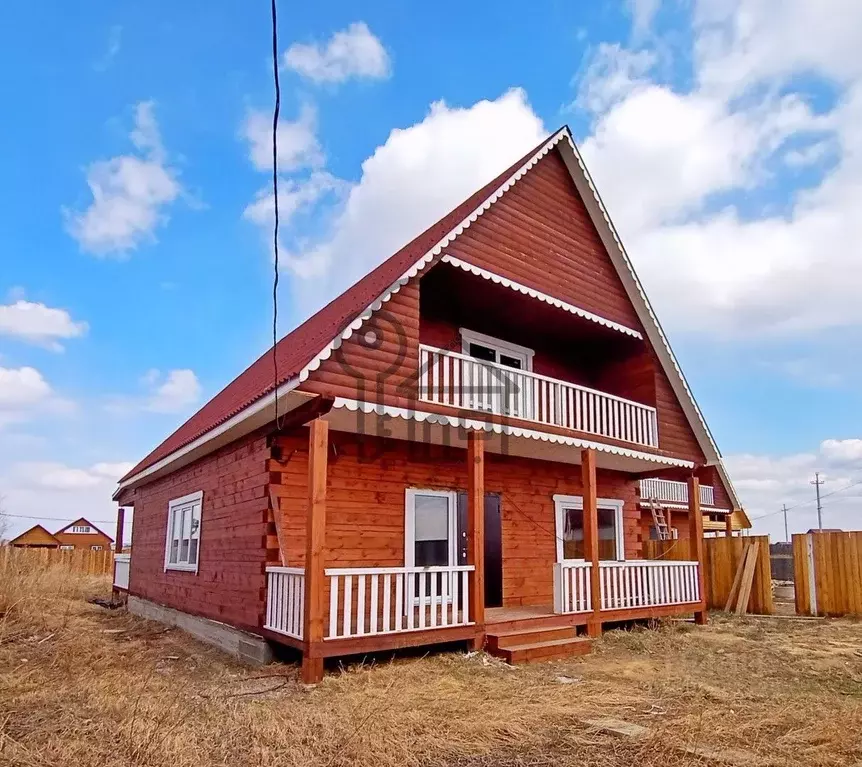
<box><xmin>268</xmin><ymin>487</ymin><xmax>288</xmax><ymax>566</ymax></box>
<box><xmin>724</xmin><ymin>543</ymin><xmax>749</xmax><ymax>613</ymax></box>
<box><xmin>735</xmin><ymin>545</ymin><xmax>760</xmax><ymax>616</ymax></box>
<box><xmin>580</xmin><ymin>718</ymin><xmax>649</xmax><ymax>739</ymax></box>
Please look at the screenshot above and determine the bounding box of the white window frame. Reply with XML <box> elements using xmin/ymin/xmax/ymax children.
<box><xmin>459</xmin><ymin>328</ymin><xmax>534</xmax><ymax>371</ymax></box>
<box><xmin>553</xmin><ymin>494</ymin><xmax>625</xmax><ymax>563</ymax></box>
<box><xmin>59</xmin><ymin>545</ymin><xmax>74</xmax><ymax>551</ymax></box>
<box><xmin>164</xmin><ymin>490</ymin><xmax>204</xmax><ymax>573</ymax></box>
<box><xmin>70</xmin><ymin>525</ymin><xmax>93</xmax><ymax>534</ymax></box>
<box><xmin>90</xmin><ymin>545</ymin><xmax>103</xmax><ymax>551</ymax></box>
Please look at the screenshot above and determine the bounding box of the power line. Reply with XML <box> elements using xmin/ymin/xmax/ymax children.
<box><xmin>750</xmin><ymin>476</ymin><xmax>862</xmax><ymax>522</ymax></box>
<box><xmin>270</xmin><ymin>0</ymin><xmax>283</xmax><ymax>430</ymax></box>
<box><xmin>2</xmin><ymin>513</ymin><xmax>118</xmax><ymax>524</ymax></box>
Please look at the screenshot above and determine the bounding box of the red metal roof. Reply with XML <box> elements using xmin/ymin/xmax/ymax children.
<box><xmin>122</xmin><ymin>133</ymin><xmax>557</xmax><ymax>482</ymax></box>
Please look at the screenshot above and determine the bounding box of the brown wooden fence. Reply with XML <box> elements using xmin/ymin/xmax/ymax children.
<box><xmin>793</xmin><ymin>531</ymin><xmax>862</xmax><ymax>617</ymax></box>
<box><xmin>644</xmin><ymin>535</ymin><xmax>773</xmax><ymax>614</ymax></box>
<box><xmin>0</xmin><ymin>546</ymin><xmax>114</xmax><ymax>576</ymax></box>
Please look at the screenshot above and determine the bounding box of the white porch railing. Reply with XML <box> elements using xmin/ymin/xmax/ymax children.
<box><xmin>553</xmin><ymin>561</ymin><xmax>592</xmax><ymax>614</ymax></box>
<box><xmin>113</xmin><ymin>553</ymin><xmax>130</xmax><ymax>590</ymax></box>
<box><xmin>325</xmin><ymin>565</ymin><xmax>475</xmax><ymax>640</ymax></box>
<box><xmin>265</xmin><ymin>567</ymin><xmax>305</xmax><ymax>640</ymax></box>
<box><xmin>419</xmin><ymin>345</ymin><xmax>659</xmax><ymax>448</ymax></box>
<box><xmin>599</xmin><ymin>560</ymin><xmax>700</xmax><ymax>610</ymax></box>
<box><xmin>640</xmin><ymin>478</ymin><xmax>715</xmax><ymax>507</ymax></box>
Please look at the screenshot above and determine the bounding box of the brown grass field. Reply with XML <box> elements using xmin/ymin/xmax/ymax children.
<box><xmin>1</xmin><ymin>562</ymin><xmax>861</xmax><ymax>766</ymax></box>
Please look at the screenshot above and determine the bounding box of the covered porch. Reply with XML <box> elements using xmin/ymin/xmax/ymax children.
<box><xmin>265</xmin><ymin>413</ymin><xmax>707</xmax><ymax>683</ymax></box>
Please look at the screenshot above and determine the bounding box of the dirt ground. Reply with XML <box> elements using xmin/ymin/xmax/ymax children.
<box><xmin>2</xmin><ymin>571</ymin><xmax>861</xmax><ymax>767</ymax></box>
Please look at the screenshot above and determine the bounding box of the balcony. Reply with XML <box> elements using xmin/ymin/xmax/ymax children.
<box><xmin>418</xmin><ymin>345</ymin><xmax>659</xmax><ymax>449</ymax></box>
<box><xmin>640</xmin><ymin>478</ymin><xmax>715</xmax><ymax>507</ymax></box>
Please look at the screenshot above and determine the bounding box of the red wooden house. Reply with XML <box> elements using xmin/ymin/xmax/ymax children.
<box><xmin>113</xmin><ymin>127</ymin><xmax>749</xmax><ymax>681</ymax></box>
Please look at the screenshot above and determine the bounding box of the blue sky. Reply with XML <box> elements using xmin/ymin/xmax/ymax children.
<box><xmin>2</xmin><ymin>0</ymin><xmax>862</xmax><ymax>542</ymax></box>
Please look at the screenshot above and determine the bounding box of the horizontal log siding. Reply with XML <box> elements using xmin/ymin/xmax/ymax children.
<box><xmin>271</xmin><ymin>429</ymin><xmax>641</xmax><ymax>609</ymax></box>
<box><xmin>299</xmin><ymin>146</ymin><xmax>712</xmax><ymax>465</ymax></box>
<box><xmin>128</xmin><ymin>431</ymin><xmax>270</xmax><ymax>631</ymax></box>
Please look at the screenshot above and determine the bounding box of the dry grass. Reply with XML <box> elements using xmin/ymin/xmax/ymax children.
<box><xmin>1</xmin><ymin>563</ymin><xmax>861</xmax><ymax>767</ymax></box>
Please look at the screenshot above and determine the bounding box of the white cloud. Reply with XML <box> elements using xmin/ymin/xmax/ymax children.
<box><xmin>243</xmin><ymin>172</ymin><xmax>346</xmax><ymax>229</ymax></box>
<box><xmin>0</xmin><ymin>460</ymin><xmax>134</xmax><ymax>541</ymax></box>
<box><xmin>145</xmin><ymin>369</ymin><xmax>201</xmax><ymax>413</ymax></box>
<box><xmin>0</xmin><ymin>367</ymin><xmax>51</xmax><ymax>409</ymax></box>
<box><xmin>242</xmin><ymin>103</ymin><xmax>323</xmax><ymax>173</ymax></box>
<box><xmin>281</xmin><ymin>88</ymin><xmax>546</xmax><ymax>315</ymax></box>
<box><xmin>727</xmin><ymin>438</ymin><xmax>862</xmax><ymax>537</ymax></box>
<box><xmin>0</xmin><ymin>366</ymin><xmax>73</xmax><ymax>429</ymax></box>
<box><xmin>66</xmin><ymin>102</ymin><xmax>181</xmax><ymax>256</ymax></box>
<box><xmin>629</xmin><ymin>0</ymin><xmax>660</xmax><ymax>38</ymax></box>
<box><xmin>574</xmin><ymin>0</ymin><xmax>862</xmax><ymax>338</ymax></box>
<box><xmin>284</xmin><ymin>22</ymin><xmax>390</xmax><ymax>84</ymax></box>
<box><xmin>0</xmin><ymin>300</ymin><xmax>88</xmax><ymax>351</ymax></box>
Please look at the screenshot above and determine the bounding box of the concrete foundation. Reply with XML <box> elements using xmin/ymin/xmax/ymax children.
<box><xmin>127</xmin><ymin>595</ymin><xmax>274</xmax><ymax>665</ymax></box>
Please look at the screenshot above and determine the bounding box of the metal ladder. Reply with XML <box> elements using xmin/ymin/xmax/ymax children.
<box><xmin>649</xmin><ymin>497</ymin><xmax>671</xmax><ymax>541</ymax></box>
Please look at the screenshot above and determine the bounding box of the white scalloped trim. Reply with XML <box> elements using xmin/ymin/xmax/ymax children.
<box><xmin>297</xmin><ymin>129</ymin><xmax>570</xmax><ymax>383</ymax></box>
<box><xmin>440</xmin><ymin>255</ymin><xmax>642</xmax><ymax>339</ymax></box>
<box><xmin>637</xmin><ymin>501</ymin><xmax>731</xmax><ymax>514</ymax></box>
<box><xmin>330</xmin><ymin>397</ymin><xmax>694</xmax><ymax>468</ymax></box>
<box><xmin>556</xmin><ymin>134</ymin><xmax>741</xmax><ymax>510</ymax></box>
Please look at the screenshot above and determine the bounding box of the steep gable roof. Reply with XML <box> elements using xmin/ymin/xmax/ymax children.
<box><xmin>121</xmin><ymin>135</ymin><xmax>553</xmax><ymax>482</ymax></box>
<box><xmin>9</xmin><ymin>524</ymin><xmax>59</xmax><ymax>546</ymax></box>
<box><xmin>118</xmin><ymin>126</ymin><xmax>742</xmax><ymax>513</ymax></box>
<box><xmin>55</xmin><ymin>517</ymin><xmax>113</xmax><ymax>542</ymax></box>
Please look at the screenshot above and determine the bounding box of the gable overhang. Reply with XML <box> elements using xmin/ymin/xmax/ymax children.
<box><xmin>116</xmin><ymin>126</ymin><xmax>742</xmax><ymax>512</ymax></box>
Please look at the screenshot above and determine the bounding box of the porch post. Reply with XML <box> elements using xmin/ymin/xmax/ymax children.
<box><xmin>114</xmin><ymin>506</ymin><xmax>125</xmax><ymax>554</ymax></box>
<box><xmin>581</xmin><ymin>448</ymin><xmax>602</xmax><ymax>637</ymax></box>
<box><xmin>302</xmin><ymin>418</ymin><xmax>328</xmax><ymax>684</ymax></box>
<box><xmin>725</xmin><ymin>513</ymin><xmax>734</xmax><ymax>537</ymax></box>
<box><xmin>467</xmin><ymin>430</ymin><xmax>485</xmax><ymax>649</ymax></box>
<box><xmin>687</xmin><ymin>475</ymin><xmax>708</xmax><ymax>625</ymax></box>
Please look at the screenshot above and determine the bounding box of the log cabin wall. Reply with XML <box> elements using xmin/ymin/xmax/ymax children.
<box><xmin>127</xmin><ymin>430</ymin><xmax>271</xmax><ymax>631</ymax></box>
<box><xmin>296</xmin><ymin>145</ymin><xmax>711</xmax><ymax>466</ymax></box>
<box><xmin>271</xmin><ymin>428</ymin><xmax>642</xmax><ymax>609</ymax></box>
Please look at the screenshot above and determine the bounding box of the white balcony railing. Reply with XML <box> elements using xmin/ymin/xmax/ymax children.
<box><xmin>113</xmin><ymin>553</ymin><xmax>130</xmax><ymax>590</ymax></box>
<box><xmin>640</xmin><ymin>478</ymin><xmax>715</xmax><ymax>507</ymax></box>
<box><xmin>325</xmin><ymin>565</ymin><xmax>475</xmax><ymax>641</ymax></box>
<box><xmin>599</xmin><ymin>560</ymin><xmax>700</xmax><ymax>610</ymax></box>
<box><xmin>265</xmin><ymin>567</ymin><xmax>305</xmax><ymax>640</ymax></box>
<box><xmin>419</xmin><ymin>345</ymin><xmax>659</xmax><ymax>448</ymax></box>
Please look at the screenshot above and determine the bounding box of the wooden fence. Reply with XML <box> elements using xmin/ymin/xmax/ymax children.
<box><xmin>793</xmin><ymin>531</ymin><xmax>862</xmax><ymax>617</ymax></box>
<box><xmin>0</xmin><ymin>546</ymin><xmax>114</xmax><ymax>576</ymax></box>
<box><xmin>644</xmin><ymin>535</ymin><xmax>773</xmax><ymax>614</ymax></box>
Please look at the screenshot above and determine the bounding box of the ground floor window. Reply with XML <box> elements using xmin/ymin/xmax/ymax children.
<box><xmin>164</xmin><ymin>491</ymin><xmax>203</xmax><ymax>573</ymax></box>
<box><xmin>553</xmin><ymin>495</ymin><xmax>625</xmax><ymax>562</ymax></box>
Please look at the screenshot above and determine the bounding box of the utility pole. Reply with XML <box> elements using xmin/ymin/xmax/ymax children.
<box><xmin>782</xmin><ymin>503</ymin><xmax>789</xmax><ymax>543</ymax></box>
<box><xmin>810</xmin><ymin>473</ymin><xmax>825</xmax><ymax>531</ymax></box>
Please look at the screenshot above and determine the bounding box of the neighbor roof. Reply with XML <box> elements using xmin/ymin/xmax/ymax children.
<box><xmin>9</xmin><ymin>524</ymin><xmax>60</xmax><ymax>546</ymax></box>
<box><xmin>120</xmin><ymin>136</ymin><xmax>550</xmax><ymax>482</ymax></box>
<box><xmin>55</xmin><ymin>517</ymin><xmax>114</xmax><ymax>542</ymax></box>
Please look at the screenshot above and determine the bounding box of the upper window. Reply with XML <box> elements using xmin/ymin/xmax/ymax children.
<box><xmin>164</xmin><ymin>491</ymin><xmax>203</xmax><ymax>573</ymax></box>
<box><xmin>70</xmin><ymin>525</ymin><xmax>92</xmax><ymax>534</ymax></box>
<box><xmin>91</xmin><ymin>545</ymin><xmax>103</xmax><ymax>551</ymax></box>
<box><xmin>60</xmin><ymin>545</ymin><xmax>74</xmax><ymax>551</ymax></box>
<box><xmin>459</xmin><ymin>328</ymin><xmax>534</xmax><ymax>372</ymax></box>
<box><xmin>553</xmin><ymin>495</ymin><xmax>625</xmax><ymax>562</ymax></box>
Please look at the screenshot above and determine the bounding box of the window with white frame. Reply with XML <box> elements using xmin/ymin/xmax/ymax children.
<box><xmin>91</xmin><ymin>545</ymin><xmax>103</xmax><ymax>551</ymax></box>
<box><xmin>60</xmin><ymin>545</ymin><xmax>74</xmax><ymax>551</ymax></box>
<box><xmin>459</xmin><ymin>328</ymin><xmax>534</xmax><ymax>371</ymax></box>
<box><xmin>405</xmin><ymin>489</ymin><xmax>457</xmax><ymax>600</ymax></box>
<box><xmin>70</xmin><ymin>525</ymin><xmax>93</xmax><ymax>534</ymax></box>
<box><xmin>553</xmin><ymin>495</ymin><xmax>625</xmax><ymax>562</ymax></box>
<box><xmin>164</xmin><ymin>491</ymin><xmax>203</xmax><ymax>572</ymax></box>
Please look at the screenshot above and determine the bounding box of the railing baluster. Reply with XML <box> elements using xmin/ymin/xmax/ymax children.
<box><xmin>343</xmin><ymin>575</ymin><xmax>354</xmax><ymax>637</ymax></box>
<box><xmin>430</xmin><ymin>571</ymin><xmax>438</xmax><ymax>628</ymax></box>
<box><xmin>383</xmin><ymin>574</ymin><xmax>391</xmax><ymax>633</ymax></box>
<box><xmin>328</xmin><ymin>575</ymin><xmax>339</xmax><ymax>638</ymax></box>
<box><xmin>369</xmin><ymin>574</ymin><xmax>379</xmax><ymax>635</ymax></box>
<box><xmin>395</xmin><ymin>573</ymin><xmax>404</xmax><ymax>631</ymax></box>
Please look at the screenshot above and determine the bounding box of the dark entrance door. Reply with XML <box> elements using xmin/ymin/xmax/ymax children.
<box><xmin>457</xmin><ymin>492</ymin><xmax>504</xmax><ymax>608</ymax></box>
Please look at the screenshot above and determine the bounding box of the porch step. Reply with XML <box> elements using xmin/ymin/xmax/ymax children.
<box><xmin>493</xmin><ymin>636</ymin><xmax>594</xmax><ymax>664</ymax></box>
<box><xmin>487</xmin><ymin>625</ymin><xmax>577</xmax><ymax>651</ymax></box>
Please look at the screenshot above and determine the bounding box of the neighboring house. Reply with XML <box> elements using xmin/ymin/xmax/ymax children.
<box><xmin>9</xmin><ymin>525</ymin><xmax>61</xmax><ymax>549</ymax></box>
<box><xmin>53</xmin><ymin>518</ymin><xmax>113</xmax><ymax>551</ymax></box>
<box><xmin>113</xmin><ymin>126</ymin><xmax>751</xmax><ymax>682</ymax></box>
